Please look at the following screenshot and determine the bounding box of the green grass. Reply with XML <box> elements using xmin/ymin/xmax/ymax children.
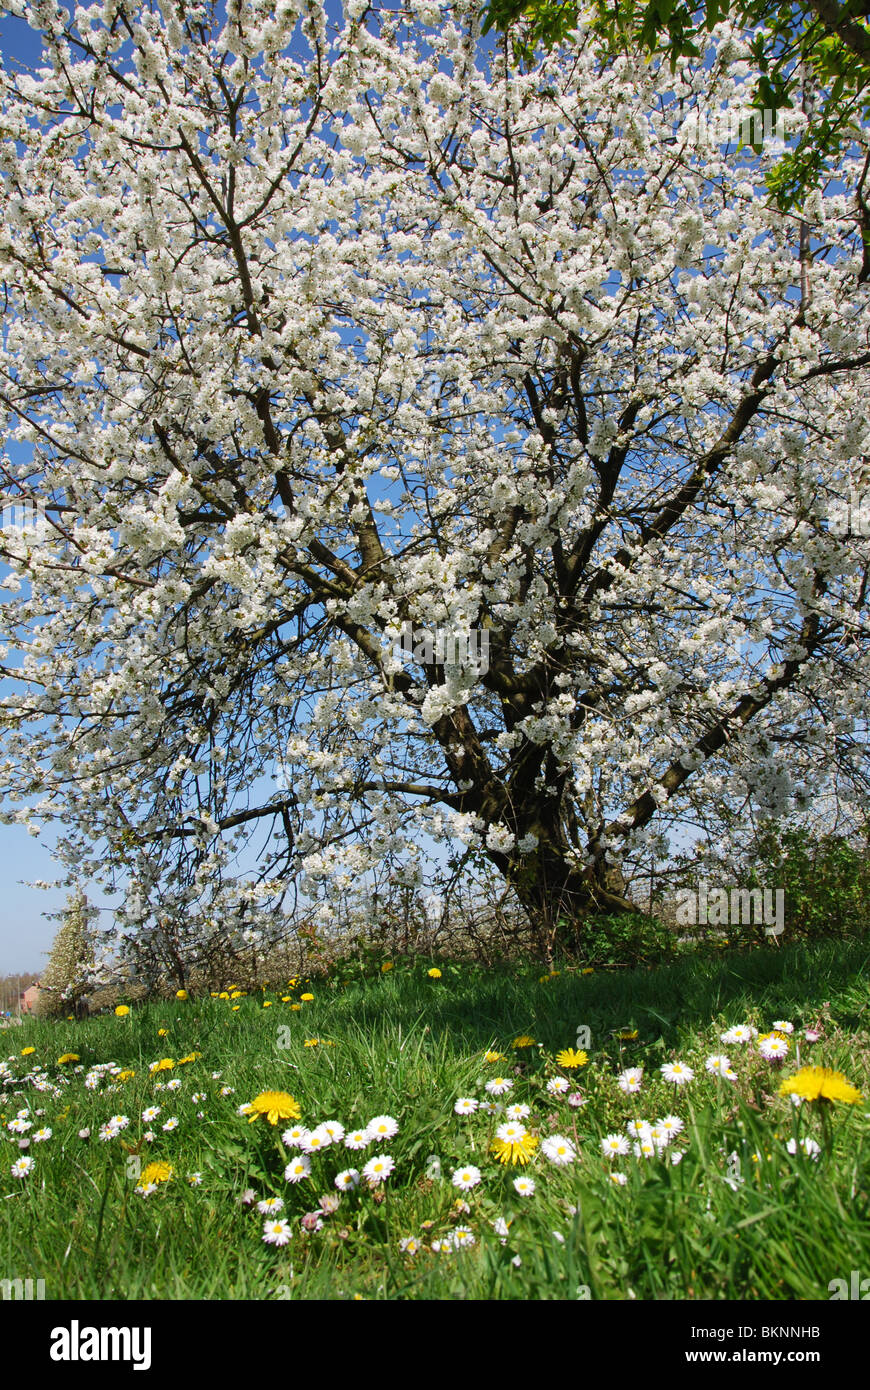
<box><xmin>2</xmin><ymin>936</ymin><xmax>869</xmax><ymax>1300</ymax></box>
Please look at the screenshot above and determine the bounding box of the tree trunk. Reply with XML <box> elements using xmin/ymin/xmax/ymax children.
<box><xmin>503</xmin><ymin>843</ymin><xmax>636</xmax><ymax>959</ymax></box>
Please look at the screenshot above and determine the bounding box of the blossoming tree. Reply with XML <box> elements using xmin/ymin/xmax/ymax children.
<box><xmin>1</xmin><ymin>0</ymin><xmax>869</xmax><ymax>957</ymax></box>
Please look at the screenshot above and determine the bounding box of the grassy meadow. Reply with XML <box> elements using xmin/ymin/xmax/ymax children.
<box><xmin>2</xmin><ymin>937</ymin><xmax>869</xmax><ymax>1301</ymax></box>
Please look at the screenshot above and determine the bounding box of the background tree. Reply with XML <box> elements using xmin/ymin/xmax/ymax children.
<box><xmin>36</xmin><ymin>890</ymin><xmax>95</xmax><ymax>1018</ymax></box>
<box><xmin>1</xmin><ymin>0</ymin><xmax>869</xmax><ymax>960</ymax></box>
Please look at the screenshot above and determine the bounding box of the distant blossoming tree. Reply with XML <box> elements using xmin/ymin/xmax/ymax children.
<box><xmin>1</xmin><ymin>0</ymin><xmax>869</xmax><ymax>957</ymax></box>
<box><xmin>36</xmin><ymin>889</ymin><xmax>96</xmax><ymax>1017</ymax></box>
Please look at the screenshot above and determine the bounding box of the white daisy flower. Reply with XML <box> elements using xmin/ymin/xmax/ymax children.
<box><xmin>7</xmin><ymin>1118</ymin><xmax>31</xmax><ymax>1134</ymax></box>
<box><xmin>344</xmin><ymin>1129</ymin><xmax>370</xmax><ymax>1150</ymax></box>
<box><xmin>135</xmin><ymin>1182</ymin><xmax>158</xmax><ymax>1197</ymax></box>
<box><xmin>626</xmin><ymin>1119</ymin><xmax>652</xmax><ymax>1140</ymax></box>
<box><xmin>321</xmin><ymin>1121</ymin><xmax>345</xmax><ymax>1143</ymax></box>
<box><xmin>661</xmin><ymin>1062</ymin><xmax>694</xmax><ymax>1085</ymax></box>
<box><xmin>301</xmin><ymin>1129</ymin><xmax>328</xmax><ymax>1153</ymax></box>
<box><xmin>162</xmin><ymin>1117</ymin><xmax>179</xmax><ymax>1131</ymax></box>
<box><xmin>657</xmin><ymin>1114</ymin><xmax>685</xmax><ymax>1137</ymax></box>
<box><xmin>32</xmin><ymin>1128</ymin><xmax>52</xmax><ymax>1142</ymax></box>
<box><xmin>547</xmin><ymin>1077</ymin><xmax>570</xmax><ymax>1096</ymax></box>
<box><xmin>284</xmin><ymin>1156</ymin><xmax>312</xmax><ymax>1183</ymax></box>
<box><xmin>366</xmin><ymin>1115</ymin><xmax>399</xmax><ymax>1142</ymax></box>
<box><xmin>617</xmin><ymin>1068</ymin><xmax>643</xmax><ymax>1093</ymax></box>
<box><xmin>11</xmin><ymin>1156</ymin><xmax>34</xmax><ymax>1178</ymax></box>
<box><xmin>257</xmin><ymin>1196</ymin><xmax>285</xmax><ymax>1214</ymax></box>
<box><xmin>335</xmin><ymin>1168</ymin><xmax>360</xmax><ymax>1190</ymax></box>
<box><xmin>451</xmin><ymin>1226</ymin><xmax>475</xmax><ymax>1248</ymax></box>
<box><xmin>670</xmin><ymin>1150</ymin><xmax>685</xmax><ymax>1165</ymax></box>
<box><xmin>263</xmin><ymin>1219</ymin><xmax>293</xmax><ymax>1246</ymax></box>
<box><xmin>188</xmin><ymin>1172</ymin><xmax>202</xmax><ymax>1186</ymax></box>
<box><xmin>399</xmin><ymin>1236</ymin><xmax>420</xmax><ymax>1254</ymax></box>
<box><xmin>759</xmin><ymin>1036</ymin><xmax>789</xmax><ymax>1060</ymax></box>
<box><xmin>453</xmin><ymin>1097</ymin><xmax>479</xmax><ymax>1115</ymax></box>
<box><xmin>484</xmin><ymin>1077</ymin><xmax>513</xmax><ymax>1097</ymax></box>
<box><xmin>541</xmin><ymin>1135</ymin><xmax>576</xmax><ymax>1165</ymax></box>
<box><xmin>633</xmin><ymin>1139</ymin><xmax>657</xmax><ymax>1159</ymax></box>
<box><xmin>451</xmin><ymin>1164</ymin><xmax>482</xmax><ymax>1191</ymax></box>
<box><xmin>602</xmin><ymin>1133</ymin><xmax>630</xmax><ymax>1157</ymax></box>
<box><xmin>142</xmin><ymin>1107</ymin><xmax>161</xmax><ymax>1122</ymax></box>
<box><xmin>304</xmin><ymin>1124</ymin><xmax>334</xmax><ymax>1151</ymax></box>
<box><xmin>282</xmin><ymin>1125</ymin><xmax>310</xmax><ymax>1147</ymax></box>
<box><xmin>362</xmin><ymin>1154</ymin><xmax>395</xmax><ymax>1185</ymax></box>
<box><xmin>609</xmin><ymin>1171</ymin><xmax>628</xmax><ymax>1186</ymax></box>
<box><xmin>495</xmin><ymin>1121</ymin><xmax>528</xmax><ymax>1144</ymax></box>
<box><xmin>513</xmin><ymin>1176</ymin><xmax>535</xmax><ymax>1197</ymax></box>
<box><xmin>505</xmin><ymin>1103</ymin><xmax>531</xmax><ymax>1121</ymax></box>
<box><xmin>720</xmin><ymin>1025</ymin><xmax>756</xmax><ymax>1045</ymax></box>
<box><xmin>705</xmin><ymin>1054</ymin><xmax>732</xmax><ymax>1075</ymax></box>
<box><xmin>771</xmin><ymin>1021</ymin><xmax>794</xmax><ymax>1035</ymax></box>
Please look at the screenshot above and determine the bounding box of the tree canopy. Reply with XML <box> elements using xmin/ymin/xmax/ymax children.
<box><xmin>1</xmin><ymin>0</ymin><xmax>869</xmax><ymax>963</ymax></box>
<box><xmin>483</xmin><ymin>0</ymin><xmax>870</xmax><ymax>223</ymax></box>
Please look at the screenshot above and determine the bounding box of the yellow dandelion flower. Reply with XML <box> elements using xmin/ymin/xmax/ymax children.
<box><xmin>263</xmin><ymin>1001</ymin><xmax>273</xmax><ymax>1008</ymax></box>
<box><xmin>304</xmin><ymin>1039</ymin><xmax>320</xmax><ymax>1047</ymax></box>
<box><xmin>617</xmin><ymin>1029</ymin><xmax>639</xmax><ymax>1041</ymax></box>
<box><xmin>114</xmin><ymin>1006</ymin><xmax>130</xmax><ymax>1017</ymax></box>
<box><xmin>555</xmin><ymin>1048</ymin><xmax>589</xmax><ymax>1069</ymax></box>
<box><xmin>281</xmin><ymin>996</ymin><xmax>291</xmax><ymax>1002</ymax></box>
<box><xmin>175</xmin><ymin>989</ymin><xmax>188</xmax><ymax>1000</ymax></box>
<box><xmin>512</xmin><ymin>1035</ymin><xmax>536</xmax><ymax>1049</ymax></box>
<box><xmin>484</xmin><ymin>1051</ymin><xmax>505</xmax><ymax>1063</ymax></box>
<box><xmin>381</xmin><ymin>962</ymin><xmax>393</xmax><ymax>973</ymax></box>
<box><xmin>177</xmin><ymin>1054</ymin><xmax>198</xmax><ymax>1065</ymax></box>
<box><xmin>230</xmin><ymin>991</ymin><xmax>242</xmax><ymax>999</ymax></box>
<box><xmin>246</xmin><ymin>1091</ymin><xmax>302</xmax><ymax>1125</ymax></box>
<box><xmin>491</xmin><ymin>1133</ymin><xmax>539</xmax><ymax>1166</ymax></box>
<box><xmin>289</xmin><ymin>1003</ymin><xmax>302</xmax><ymax>1011</ymax></box>
<box><xmin>581</xmin><ymin>968</ymin><xmax>595</xmax><ymax>975</ymax></box>
<box><xmin>57</xmin><ymin>1053</ymin><xmax>80</xmax><ymax>1065</ymax></box>
<box><xmin>139</xmin><ymin>1161</ymin><xmax>173</xmax><ymax>1186</ymax></box>
<box><xmin>118</xmin><ymin>1069</ymin><xmax>135</xmax><ymax>1081</ymax></box>
<box><xmin>158</xmin><ymin>1028</ymin><xmax>168</xmax><ymax>1037</ymax></box>
<box><xmin>149</xmin><ymin>1058</ymin><xmax>175</xmax><ymax>1073</ymax></box>
<box><xmin>300</xmin><ymin>993</ymin><xmax>314</xmax><ymax>1002</ymax></box>
<box><xmin>427</xmin><ymin>968</ymin><xmax>442</xmax><ymax>979</ymax></box>
<box><xmin>779</xmin><ymin>1067</ymin><xmax>862</xmax><ymax>1105</ymax></box>
<box><xmin>21</xmin><ymin>1047</ymin><xmax>35</xmax><ymax>1056</ymax></box>
<box><xmin>218</xmin><ymin>992</ymin><xmax>229</xmax><ymax>1000</ymax></box>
